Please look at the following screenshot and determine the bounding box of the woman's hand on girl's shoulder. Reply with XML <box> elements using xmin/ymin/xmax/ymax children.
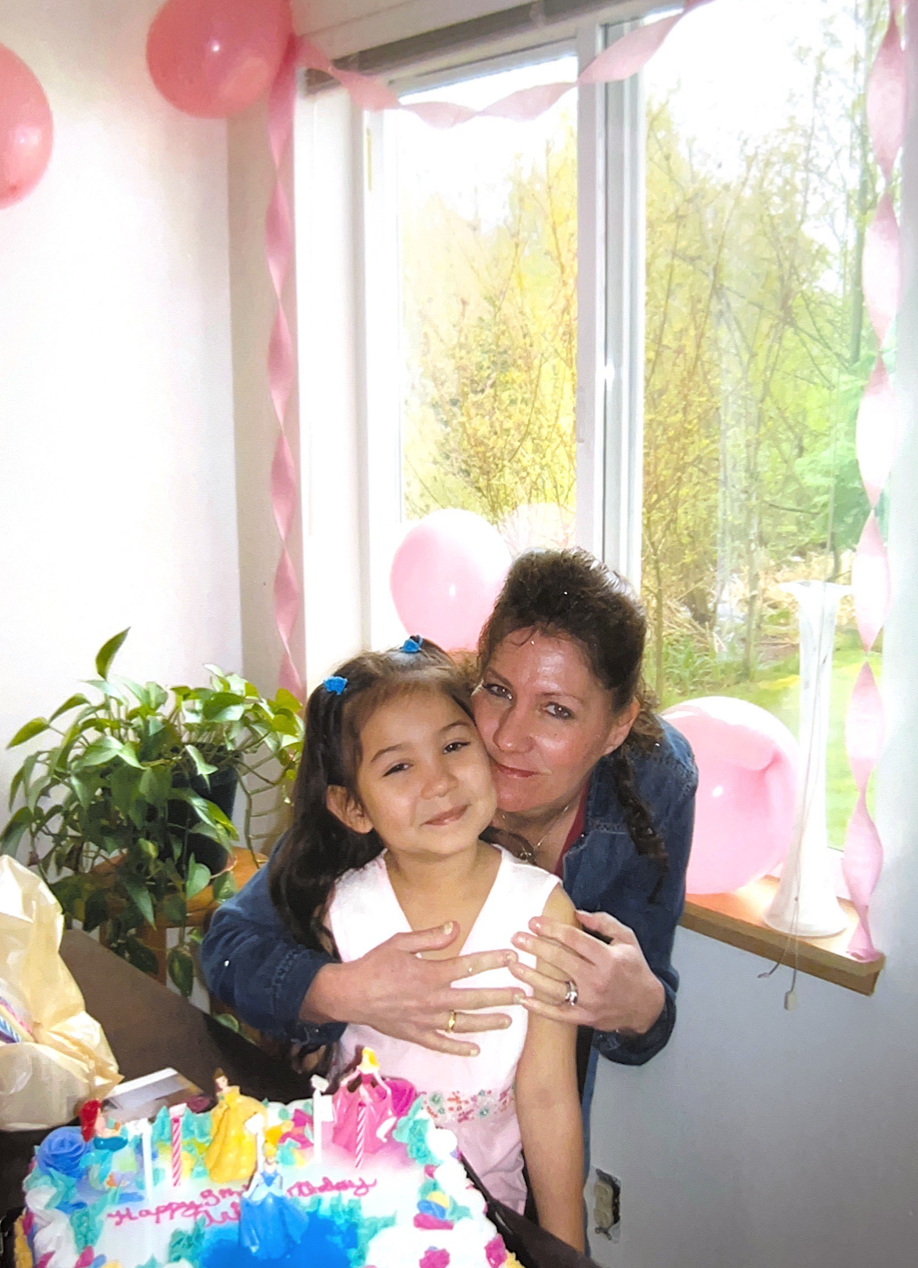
<box><xmin>301</xmin><ymin>924</ymin><xmax>525</xmax><ymax>1057</ymax></box>
<box><xmin>508</xmin><ymin>903</ymin><xmax>665</xmax><ymax>1035</ymax></box>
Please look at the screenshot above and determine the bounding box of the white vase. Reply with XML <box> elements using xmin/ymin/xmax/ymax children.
<box><xmin>764</xmin><ymin>581</ymin><xmax>848</xmax><ymax>938</ymax></box>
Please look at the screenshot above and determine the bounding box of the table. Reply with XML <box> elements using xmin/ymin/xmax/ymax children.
<box><xmin>1</xmin><ymin>932</ymin><xmax>598</xmax><ymax>1268</ymax></box>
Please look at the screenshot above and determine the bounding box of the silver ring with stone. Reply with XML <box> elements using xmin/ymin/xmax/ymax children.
<box><xmin>564</xmin><ymin>979</ymin><xmax>579</xmax><ymax>1007</ymax></box>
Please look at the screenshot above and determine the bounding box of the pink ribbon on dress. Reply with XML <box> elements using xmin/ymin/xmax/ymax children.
<box><xmin>841</xmin><ymin>0</ymin><xmax>906</xmax><ymax>961</ymax></box>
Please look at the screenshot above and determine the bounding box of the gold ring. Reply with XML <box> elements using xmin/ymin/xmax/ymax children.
<box><xmin>446</xmin><ymin>1010</ymin><xmax>458</xmax><ymax>1033</ymax></box>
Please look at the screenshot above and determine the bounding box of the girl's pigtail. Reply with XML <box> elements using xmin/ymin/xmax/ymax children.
<box><xmin>269</xmin><ymin>682</ymin><xmax>382</xmax><ymax>951</ymax></box>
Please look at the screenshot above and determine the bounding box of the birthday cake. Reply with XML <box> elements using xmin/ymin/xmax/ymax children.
<box><xmin>20</xmin><ymin>1053</ymin><xmax>521</xmax><ymax>1268</ymax></box>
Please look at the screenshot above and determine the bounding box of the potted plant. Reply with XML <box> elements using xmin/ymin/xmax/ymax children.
<box><xmin>0</xmin><ymin>630</ymin><xmax>303</xmax><ymax>996</ymax></box>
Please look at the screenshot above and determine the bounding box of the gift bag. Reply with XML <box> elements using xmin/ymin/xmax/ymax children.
<box><xmin>0</xmin><ymin>856</ymin><xmax>121</xmax><ymax>1130</ymax></box>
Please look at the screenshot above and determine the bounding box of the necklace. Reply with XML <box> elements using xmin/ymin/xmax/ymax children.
<box><xmin>508</xmin><ymin>795</ymin><xmax>579</xmax><ymax>866</ymax></box>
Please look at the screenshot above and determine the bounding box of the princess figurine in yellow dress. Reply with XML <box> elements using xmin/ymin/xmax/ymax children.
<box><xmin>204</xmin><ymin>1070</ymin><xmax>266</xmax><ymax>1183</ymax></box>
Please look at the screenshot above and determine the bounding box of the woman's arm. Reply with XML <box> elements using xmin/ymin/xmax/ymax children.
<box><xmin>515</xmin><ymin>885</ymin><xmax>584</xmax><ymax>1251</ymax></box>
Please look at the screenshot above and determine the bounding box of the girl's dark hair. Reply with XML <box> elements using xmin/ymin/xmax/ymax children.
<box><xmin>269</xmin><ymin>639</ymin><xmax>474</xmax><ymax>950</ymax></box>
<box><xmin>478</xmin><ymin>548</ymin><xmax>667</xmax><ymax>877</ymax></box>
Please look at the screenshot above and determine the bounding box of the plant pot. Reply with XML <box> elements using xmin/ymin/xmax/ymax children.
<box><xmin>168</xmin><ymin>765</ymin><xmax>237</xmax><ymax>876</ymax></box>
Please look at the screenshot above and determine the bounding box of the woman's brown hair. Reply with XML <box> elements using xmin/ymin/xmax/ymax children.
<box><xmin>478</xmin><ymin>548</ymin><xmax>667</xmax><ymax>876</ymax></box>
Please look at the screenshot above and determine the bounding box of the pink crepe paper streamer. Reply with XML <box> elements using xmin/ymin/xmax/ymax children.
<box><xmin>862</xmin><ymin>192</ymin><xmax>901</xmax><ymax>347</ymax></box>
<box><xmin>296</xmin><ymin>1</ymin><xmax>708</xmax><ymax>130</ymax></box>
<box><xmin>266</xmin><ymin>36</ymin><xmax>305</xmax><ymax>702</ymax></box>
<box><xmin>852</xmin><ymin>513</ymin><xmax>891</xmax><ymax>654</ymax></box>
<box><xmin>856</xmin><ymin>357</ymin><xmax>902</xmax><ymax>505</ymax></box>
<box><xmin>841</xmin><ymin>0</ymin><xmax>906</xmax><ymax>961</ymax></box>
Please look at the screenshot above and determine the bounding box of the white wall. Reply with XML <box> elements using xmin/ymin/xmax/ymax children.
<box><xmin>588</xmin><ymin>16</ymin><xmax>918</xmax><ymax>1266</ymax></box>
<box><xmin>0</xmin><ymin>0</ymin><xmax>240</xmax><ymax>794</ymax></box>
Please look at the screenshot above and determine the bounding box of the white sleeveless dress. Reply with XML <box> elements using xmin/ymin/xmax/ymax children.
<box><xmin>326</xmin><ymin>846</ymin><xmax>560</xmax><ymax>1211</ymax></box>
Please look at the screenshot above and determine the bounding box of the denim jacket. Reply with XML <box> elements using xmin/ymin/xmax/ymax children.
<box><xmin>201</xmin><ymin>718</ymin><xmax>696</xmax><ymax>1066</ymax></box>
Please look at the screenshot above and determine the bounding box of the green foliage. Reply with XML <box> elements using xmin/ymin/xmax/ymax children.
<box><xmin>0</xmin><ymin>631</ymin><xmax>304</xmax><ymax>997</ymax></box>
<box><xmin>401</xmin><ymin>117</ymin><xmax>577</xmax><ymax>529</ymax></box>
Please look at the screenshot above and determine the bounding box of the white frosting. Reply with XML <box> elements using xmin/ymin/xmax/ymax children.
<box><xmin>25</xmin><ymin>1096</ymin><xmax>509</xmax><ymax>1268</ymax></box>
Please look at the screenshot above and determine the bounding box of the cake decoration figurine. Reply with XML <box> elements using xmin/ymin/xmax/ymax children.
<box><xmin>238</xmin><ymin>1143</ymin><xmax>311</xmax><ymax>1258</ymax></box>
<box><xmin>331</xmin><ymin>1048</ymin><xmax>397</xmax><ymax>1164</ymax></box>
<box><xmin>204</xmin><ymin>1069</ymin><xmax>266</xmax><ymax>1183</ymax></box>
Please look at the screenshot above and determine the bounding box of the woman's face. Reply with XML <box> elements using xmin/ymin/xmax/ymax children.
<box><xmin>472</xmin><ymin>628</ymin><xmax>636</xmax><ymax>818</ymax></box>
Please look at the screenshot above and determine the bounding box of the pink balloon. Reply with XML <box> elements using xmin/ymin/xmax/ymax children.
<box><xmin>664</xmin><ymin>696</ymin><xmax>798</xmax><ymax>895</ymax></box>
<box><xmin>390</xmin><ymin>510</ymin><xmax>512</xmax><ymax>652</ymax></box>
<box><xmin>0</xmin><ymin>45</ymin><xmax>53</xmax><ymax>209</ymax></box>
<box><xmin>146</xmin><ymin>0</ymin><xmax>293</xmax><ymax>118</ymax></box>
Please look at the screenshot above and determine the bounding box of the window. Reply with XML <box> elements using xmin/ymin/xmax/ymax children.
<box><xmin>640</xmin><ymin>0</ymin><xmax>889</xmax><ymax>849</ymax></box>
<box><xmin>298</xmin><ymin>1</ymin><xmax>890</xmax><ymax>863</ymax></box>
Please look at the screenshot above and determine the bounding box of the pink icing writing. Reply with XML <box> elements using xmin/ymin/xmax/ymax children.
<box><xmin>107</xmin><ymin>1190</ymin><xmax>240</xmax><ymax>1229</ymax></box>
<box><xmin>287</xmin><ymin>1175</ymin><xmax>377</xmax><ymax>1201</ymax></box>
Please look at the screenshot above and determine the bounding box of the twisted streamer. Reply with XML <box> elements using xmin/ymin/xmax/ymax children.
<box><xmin>842</xmin><ymin>0</ymin><xmax>907</xmax><ymax>961</ymax></box>
<box><xmin>263</xmin><ymin>0</ymin><xmax>711</xmax><ymax>699</ymax></box>
<box><xmin>266</xmin><ymin>35</ymin><xmax>304</xmax><ymax>702</ymax></box>
<box><xmin>296</xmin><ymin>0</ymin><xmax>711</xmax><ymax>129</ymax></box>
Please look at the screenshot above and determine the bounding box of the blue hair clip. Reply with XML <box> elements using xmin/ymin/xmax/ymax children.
<box><xmin>323</xmin><ymin>675</ymin><xmax>348</xmax><ymax>695</ymax></box>
<box><xmin>400</xmin><ymin>636</ymin><xmax>423</xmax><ymax>654</ymax></box>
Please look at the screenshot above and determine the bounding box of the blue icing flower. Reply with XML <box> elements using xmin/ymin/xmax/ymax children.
<box><xmin>37</xmin><ymin>1127</ymin><xmax>87</xmax><ymax>1177</ymax></box>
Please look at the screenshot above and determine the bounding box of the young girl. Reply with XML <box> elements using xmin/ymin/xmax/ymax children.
<box><xmin>268</xmin><ymin>639</ymin><xmax>584</xmax><ymax>1251</ymax></box>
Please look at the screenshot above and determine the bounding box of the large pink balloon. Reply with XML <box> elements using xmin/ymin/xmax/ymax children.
<box><xmin>0</xmin><ymin>45</ymin><xmax>53</xmax><ymax>209</ymax></box>
<box><xmin>146</xmin><ymin>0</ymin><xmax>293</xmax><ymax>118</ymax></box>
<box><xmin>663</xmin><ymin>696</ymin><xmax>798</xmax><ymax>895</ymax></box>
<box><xmin>390</xmin><ymin>510</ymin><xmax>512</xmax><ymax>652</ymax></box>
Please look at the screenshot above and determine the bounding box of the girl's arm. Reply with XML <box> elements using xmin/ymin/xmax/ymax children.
<box><xmin>515</xmin><ymin>885</ymin><xmax>584</xmax><ymax>1252</ymax></box>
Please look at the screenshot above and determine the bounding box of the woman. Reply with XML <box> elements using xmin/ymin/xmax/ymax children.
<box><xmin>201</xmin><ymin>548</ymin><xmax>696</xmax><ymax>1073</ymax></box>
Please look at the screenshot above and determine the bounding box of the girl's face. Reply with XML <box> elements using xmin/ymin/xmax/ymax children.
<box><xmin>332</xmin><ymin>688</ymin><xmax>497</xmax><ymax>860</ymax></box>
<box><xmin>473</xmin><ymin>628</ymin><xmax>637</xmax><ymax>818</ymax></box>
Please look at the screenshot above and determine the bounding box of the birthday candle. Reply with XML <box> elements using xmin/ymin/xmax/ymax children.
<box><xmin>312</xmin><ymin>1077</ymin><xmax>329</xmax><ymax>1170</ymax></box>
<box><xmin>136</xmin><ymin>1119</ymin><xmax>154</xmax><ymax>1196</ymax></box>
<box><xmin>169</xmin><ymin>1107</ymin><xmax>183</xmax><ymax>1187</ymax></box>
<box><xmin>355</xmin><ymin>1101</ymin><xmax>367</xmax><ymax>1171</ymax></box>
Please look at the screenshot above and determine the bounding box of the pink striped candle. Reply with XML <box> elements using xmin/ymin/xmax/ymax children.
<box><xmin>169</xmin><ymin>1107</ymin><xmax>183</xmax><ymax>1187</ymax></box>
<box><xmin>355</xmin><ymin>1102</ymin><xmax>367</xmax><ymax>1171</ymax></box>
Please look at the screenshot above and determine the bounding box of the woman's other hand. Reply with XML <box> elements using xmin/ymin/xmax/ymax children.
<box><xmin>301</xmin><ymin>922</ymin><xmax>524</xmax><ymax>1057</ymax></box>
<box><xmin>509</xmin><ymin>909</ymin><xmax>665</xmax><ymax>1035</ymax></box>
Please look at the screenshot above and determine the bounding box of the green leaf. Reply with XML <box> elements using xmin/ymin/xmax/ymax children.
<box><xmin>95</xmin><ymin>629</ymin><xmax>130</xmax><ymax>680</ymax></box>
<box><xmin>109</xmin><ymin>764</ymin><xmax>142</xmax><ymax>819</ymax></box>
<box><xmin>273</xmin><ymin>688</ymin><xmax>304</xmax><ymax>713</ymax></box>
<box><xmin>214</xmin><ymin>1011</ymin><xmax>240</xmax><ymax>1032</ymax></box>
<box><xmin>146</xmin><ymin>683</ymin><xmax>169</xmax><ymax>712</ymax></box>
<box><xmin>73</xmin><ymin>772</ymin><xmax>101</xmax><ymax>811</ymax></box>
<box><xmin>8</xmin><ymin>717</ymin><xmax>50</xmax><ymax>748</ymax></box>
<box><xmin>0</xmin><ymin>807</ymin><xmax>32</xmax><ymax>856</ymax></box>
<box><xmin>77</xmin><ymin>736</ymin><xmax>123</xmax><ymax>767</ymax></box>
<box><xmin>140</xmin><ymin>764</ymin><xmax>173</xmax><ymax>806</ymax></box>
<box><xmin>211</xmin><ymin>872</ymin><xmax>237</xmax><ymax>903</ymax></box>
<box><xmin>82</xmin><ymin>888</ymin><xmax>111</xmax><ymax>934</ymax></box>
<box><xmin>185</xmin><ymin>860</ymin><xmax>211</xmax><ymax>901</ymax></box>
<box><xmin>186</xmin><ymin>926</ymin><xmax>204</xmax><ymax>946</ymax></box>
<box><xmin>185</xmin><ymin>745</ymin><xmax>218</xmax><ymax>778</ymax></box>
<box><xmin>163</xmin><ymin>894</ymin><xmax>187</xmax><ymax>926</ymax></box>
<box><xmin>84</xmin><ymin>679</ymin><xmax>131</xmax><ymax>706</ymax></box>
<box><xmin>121</xmin><ymin>874</ymin><xmax>155</xmax><ymax>927</ymax></box>
<box><xmin>50</xmin><ymin>875</ymin><xmax>88</xmax><ymax>921</ymax></box>
<box><xmin>167</xmin><ymin>945</ymin><xmax>195</xmax><ymax>997</ymax></box>
<box><xmin>115</xmin><ymin>742</ymin><xmax>142</xmax><ymax>769</ymax></box>
<box><xmin>49</xmin><ymin>694</ymin><xmax>90</xmax><ymax>723</ymax></box>
<box><xmin>201</xmin><ymin>693</ymin><xmax>246</xmax><ymax>723</ymax></box>
<box><xmin>123</xmin><ymin>936</ymin><xmax>160</xmax><ymax>977</ymax></box>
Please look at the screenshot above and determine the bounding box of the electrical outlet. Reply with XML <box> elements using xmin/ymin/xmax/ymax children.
<box><xmin>593</xmin><ymin>1168</ymin><xmax>621</xmax><ymax>1242</ymax></box>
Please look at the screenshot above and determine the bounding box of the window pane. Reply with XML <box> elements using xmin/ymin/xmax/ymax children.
<box><xmin>396</xmin><ymin>56</ymin><xmax>578</xmax><ymax>554</ymax></box>
<box><xmin>642</xmin><ymin>0</ymin><xmax>891</xmax><ymax>847</ymax></box>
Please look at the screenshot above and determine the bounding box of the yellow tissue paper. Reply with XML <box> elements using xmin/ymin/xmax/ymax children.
<box><xmin>0</xmin><ymin>856</ymin><xmax>121</xmax><ymax>1129</ymax></box>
